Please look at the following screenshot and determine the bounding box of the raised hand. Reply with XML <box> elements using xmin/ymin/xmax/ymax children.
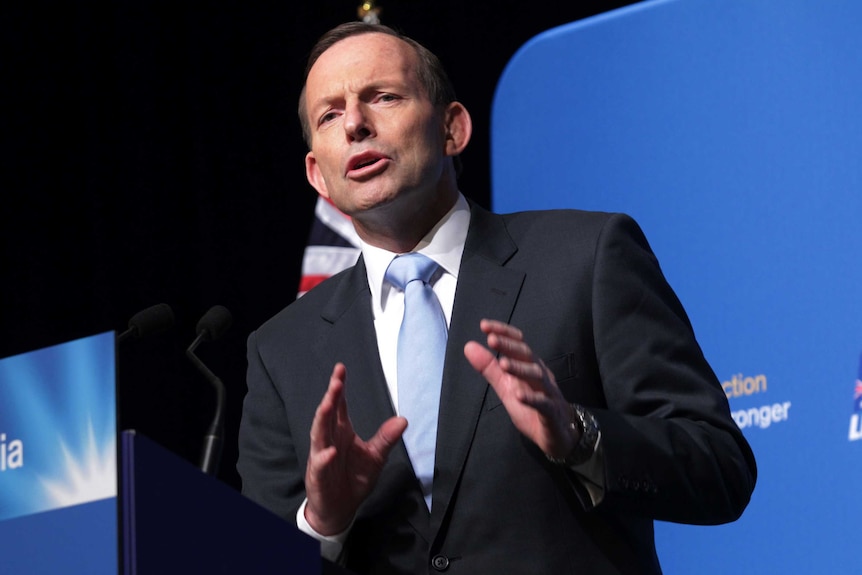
<box><xmin>304</xmin><ymin>363</ymin><xmax>408</xmax><ymax>535</ymax></box>
<box><xmin>463</xmin><ymin>319</ymin><xmax>578</xmax><ymax>459</ymax></box>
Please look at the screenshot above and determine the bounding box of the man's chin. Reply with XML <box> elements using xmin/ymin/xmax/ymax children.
<box><xmin>346</xmin><ymin>191</ymin><xmax>403</xmax><ymax>217</ymax></box>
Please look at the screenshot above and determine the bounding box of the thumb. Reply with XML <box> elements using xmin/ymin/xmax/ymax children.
<box><xmin>368</xmin><ymin>416</ymin><xmax>408</xmax><ymax>458</ymax></box>
<box><xmin>464</xmin><ymin>341</ymin><xmax>505</xmax><ymax>386</ymax></box>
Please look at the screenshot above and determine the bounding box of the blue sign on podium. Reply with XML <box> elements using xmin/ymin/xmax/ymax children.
<box><xmin>0</xmin><ymin>332</ymin><xmax>118</xmax><ymax>574</ymax></box>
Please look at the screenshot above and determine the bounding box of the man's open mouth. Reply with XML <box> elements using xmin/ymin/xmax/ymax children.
<box><xmin>354</xmin><ymin>157</ymin><xmax>380</xmax><ymax>170</ymax></box>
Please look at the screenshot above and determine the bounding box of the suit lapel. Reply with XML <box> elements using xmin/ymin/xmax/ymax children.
<box><xmin>430</xmin><ymin>206</ymin><xmax>525</xmax><ymax>534</ymax></box>
<box><xmin>316</xmin><ymin>257</ymin><xmax>403</xmax><ymax>451</ymax></box>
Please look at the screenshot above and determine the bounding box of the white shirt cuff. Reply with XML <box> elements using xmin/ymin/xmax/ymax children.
<box><xmin>570</xmin><ymin>433</ymin><xmax>605</xmax><ymax>507</ymax></box>
<box><xmin>296</xmin><ymin>498</ymin><xmax>351</xmax><ymax>562</ymax></box>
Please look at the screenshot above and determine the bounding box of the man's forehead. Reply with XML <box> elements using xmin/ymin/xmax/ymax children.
<box><xmin>310</xmin><ymin>34</ymin><xmax>415</xmax><ymax>79</ymax></box>
<box><xmin>306</xmin><ymin>33</ymin><xmax>420</xmax><ymax>100</ymax></box>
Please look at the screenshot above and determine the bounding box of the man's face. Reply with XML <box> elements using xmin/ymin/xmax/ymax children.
<box><xmin>303</xmin><ymin>33</ymin><xmax>451</xmax><ymax>225</ymax></box>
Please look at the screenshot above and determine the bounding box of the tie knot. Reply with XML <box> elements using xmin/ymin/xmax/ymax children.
<box><xmin>385</xmin><ymin>253</ymin><xmax>439</xmax><ymax>290</ymax></box>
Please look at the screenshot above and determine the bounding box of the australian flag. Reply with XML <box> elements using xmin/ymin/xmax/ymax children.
<box><xmin>854</xmin><ymin>353</ymin><xmax>862</xmax><ymax>412</ymax></box>
<box><xmin>298</xmin><ymin>197</ymin><xmax>361</xmax><ymax>298</ymax></box>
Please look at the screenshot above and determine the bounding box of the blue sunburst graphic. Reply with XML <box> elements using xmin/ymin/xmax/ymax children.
<box><xmin>0</xmin><ymin>332</ymin><xmax>117</xmax><ymax>522</ymax></box>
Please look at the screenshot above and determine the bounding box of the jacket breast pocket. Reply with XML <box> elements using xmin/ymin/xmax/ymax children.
<box><xmin>544</xmin><ymin>352</ymin><xmax>578</xmax><ymax>385</ymax></box>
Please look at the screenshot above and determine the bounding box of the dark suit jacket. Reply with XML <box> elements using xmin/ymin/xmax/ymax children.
<box><xmin>238</xmin><ymin>205</ymin><xmax>756</xmax><ymax>575</ymax></box>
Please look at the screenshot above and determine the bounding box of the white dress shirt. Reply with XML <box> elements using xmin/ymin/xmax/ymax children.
<box><xmin>360</xmin><ymin>193</ymin><xmax>470</xmax><ymax>411</ymax></box>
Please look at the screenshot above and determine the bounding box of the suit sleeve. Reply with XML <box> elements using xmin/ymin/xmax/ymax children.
<box><xmin>587</xmin><ymin>213</ymin><xmax>756</xmax><ymax>525</ymax></box>
<box><xmin>237</xmin><ymin>329</ymin><xmax>307</xmax><ymax>523</ymax></box>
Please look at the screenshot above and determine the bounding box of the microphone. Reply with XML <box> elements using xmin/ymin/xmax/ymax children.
<box><xmin>186</xmin><ymin>305</ymin><xmax>232</xmax><ymax>475</ymax></box>
<box><xmin>117</xmin><ymin>303</ymin><xmax>175</xmax><ymax>343</ymax></box>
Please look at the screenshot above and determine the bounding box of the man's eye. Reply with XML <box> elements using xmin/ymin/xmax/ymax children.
<box><xmin>379</xmin><ymin>94</ymin><xmax>398</xmax><ymax>102</ymax></box>
<box><xmin>319</xmin><ymin>112</ymin><xmax>337</xmax><ymax>125</ymax></box>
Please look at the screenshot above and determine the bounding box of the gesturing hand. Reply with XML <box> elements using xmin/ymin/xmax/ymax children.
<box><xmin>304</xmin><ymin>363</ymin><xmax>408</xmax><ymax>536</ymax></box>
<box><xmin>464</xmin><ymin>319</ymin><xmax>577</xmax><ymax>460</ymax></box>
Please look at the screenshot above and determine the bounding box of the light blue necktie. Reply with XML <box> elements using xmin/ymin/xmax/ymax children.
<box><xmin>385</xmin><ymin>253</ymin><xmax>447</xmax><ymax>511</ymax></box>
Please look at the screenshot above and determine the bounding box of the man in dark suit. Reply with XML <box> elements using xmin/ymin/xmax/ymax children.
<box><xmin>238</xmin><ymin>22</ymin><xmax>756</xmax><ymax>574</ymax></box>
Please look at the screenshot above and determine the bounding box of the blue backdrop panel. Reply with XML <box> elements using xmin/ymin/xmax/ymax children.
<box><xmin>491</xmin><ymin>0</ymin><xmax>861</xmax><ymax>572</ymax></box>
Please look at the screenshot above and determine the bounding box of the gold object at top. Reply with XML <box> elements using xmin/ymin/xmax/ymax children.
<box><xmin>358</xmin><ymin>1</ymin><xmax>382</xmax><ymax>24</ymax></box>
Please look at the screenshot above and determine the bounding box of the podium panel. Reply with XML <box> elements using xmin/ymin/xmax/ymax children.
<box><xmin>121</xmin><ymin>431</ymin><xmax>321</xmax><ymax>575</ymax></box>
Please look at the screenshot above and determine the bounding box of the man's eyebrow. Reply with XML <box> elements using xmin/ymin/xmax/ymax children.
<box><xmin>308</xmin><ymin>92</ymin><xmax>343</xmax><ymax>113</ymax></box>
<box><xmin>358</xmin><ymin>80</ymin><xmax>404</xmax><ymax>95</ymax></box>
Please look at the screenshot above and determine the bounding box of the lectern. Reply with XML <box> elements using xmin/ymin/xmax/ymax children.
<box><xmin>122</xmin><ymin>430</ymin><xmax>320</xmax><ymax>574</ymax></box>
<box><xmin>0</xmin><ymin>333</ymin><xmax>335</xmax><ymax>574</ymax></box>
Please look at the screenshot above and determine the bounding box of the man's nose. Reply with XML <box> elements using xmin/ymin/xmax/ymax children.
<box><xmin>344</xmin><ymin>103</ymin><xmax>374</xmax><ymax>141</ymax></box>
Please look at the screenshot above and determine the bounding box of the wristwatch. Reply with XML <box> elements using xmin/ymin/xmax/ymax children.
<box><xmin>547</xmin><ymin>403</ymin><xmax>600</xmax><ymax>467</ymax></box>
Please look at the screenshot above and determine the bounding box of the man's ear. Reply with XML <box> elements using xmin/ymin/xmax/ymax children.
<box><xmin>443</xmin><ymin>102</ymin><xmax>472</xmax><ymax>157</ymax></box>
<box><xmin>305</xmin><ymin>151</ymin><xmax>330</xmax><ymax>199</ymax></box>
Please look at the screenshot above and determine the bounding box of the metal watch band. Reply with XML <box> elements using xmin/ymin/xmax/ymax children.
<box><xmin>547</xmin><ymin>403</ymin><xmax>600</xmax><ymax>467</ymax></box>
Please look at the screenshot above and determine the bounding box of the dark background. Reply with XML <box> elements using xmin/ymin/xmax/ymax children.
<box><xmin>2</xmin><ymin>0</ymin><xmax>636</xmax><ymax>490</ymax></box>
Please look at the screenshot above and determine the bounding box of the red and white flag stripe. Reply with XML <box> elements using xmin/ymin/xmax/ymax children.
<box><xmin>298</xmin><ymin>197</ymin><xmax>361</xmax><ymax>297</ymax></box>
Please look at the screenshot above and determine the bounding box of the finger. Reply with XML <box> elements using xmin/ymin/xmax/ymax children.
<box><xmin>479</xmin><ymin>319</ymin><xmax>524</xmax><ymax>340</ymax></box>
<box><xmin>499</xmin><ymin>356</ymin><xmax>545</xmax><ymax>383</ymax></box>
<box><xmin>311</xmin><ymin>445</ymin><xmax>338</xmax><ymax>468</ymax></box>
<box><xmin>331</xmin><ymin>362</ymin><xmax>347</xmax><ymax>382</ymax></box>
<box><xmin>487</xmin><ymin>332</ymin><xmax>534</xmax><ymax>363</ymax></box>
<box><xmin>482</xmin><ymin>326</ymin><xmax>546</xmax><ymax>387</ymax></box>
<box><xmin>333</xmin><ymin>365</ymin><xmax>350</xmax><ymax>426</ymax></box>
<box><xmin>506</xmin><ymin>356</ymin><xmax>562</xmax><ymax>398</ymax></box>
<box><xmin>310</xmin><ymin>364</ymin><xmax>346</xmax><ymax>452</ymax></box>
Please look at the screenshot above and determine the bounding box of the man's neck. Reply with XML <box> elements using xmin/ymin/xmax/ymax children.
<box><xmin>353</xmin><ymin>189</ymin><xmax>459</xmax><ymax>254</ymax></box>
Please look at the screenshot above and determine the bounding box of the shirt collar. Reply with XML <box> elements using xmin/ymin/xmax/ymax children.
<box><xmin>361</xmin><ymin>193</ymin><xmax>471</xmax><ymax>313</ymax></box>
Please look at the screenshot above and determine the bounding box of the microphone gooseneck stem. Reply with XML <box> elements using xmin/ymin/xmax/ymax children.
<box><xmin>186</xmin><ymin>334</ymin><xmax>226</xmax><ymax>476</ymax></box>
<box><xmin>117</xmin><ymin>325</ymin><xmax>137</xmax><ymax>343</ymax></box>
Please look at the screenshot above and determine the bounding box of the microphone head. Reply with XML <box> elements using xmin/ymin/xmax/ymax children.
<box><xmin>127</xmin><ymin>303</ymin><xmax>175</xmax><ymax>340</ymax></box>
<box><xmin>196</xmin><ymin>305</ymin><xmax>232</xmax><ymax>341</ymax></box>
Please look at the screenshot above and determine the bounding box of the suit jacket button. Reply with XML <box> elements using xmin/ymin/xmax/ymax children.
<box><xmin>432</xmin><ymin>555</ymin><xmax>450</xmax><ymax>571</ymax></box>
